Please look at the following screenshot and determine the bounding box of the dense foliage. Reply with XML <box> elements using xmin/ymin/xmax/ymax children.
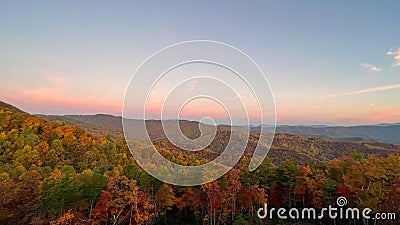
<box><xmin>0</xmin><ymin>102</ymin><xmax>399</xmax><ymax>225</ymax></box>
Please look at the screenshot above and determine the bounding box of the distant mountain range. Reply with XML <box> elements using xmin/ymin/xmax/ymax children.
<box><xmin>35</xmin><ymin>114</ymin><xmax>400</xmax><ymax>144</ymax></box>
<box><xmin>273</xmin><ymin>124</ymin><xmax>400</xmax><ymax>144</ymax></box>
<box><xmin>34</xmin><ymin>113</ymin><xmax>400</xmax><ymax>165</ymax></box>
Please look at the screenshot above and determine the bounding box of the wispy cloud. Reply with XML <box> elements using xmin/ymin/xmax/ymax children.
<box><xmin>360</xmin><ymin>63</ymin><xmax>382</xmax><ymax>72</ymax></box>
<box><xmin>328</xmin><ymin>83</ymin><xmax>400</xmax><ymax>97</ymax></box>
<box><xmin>387</xmin><ymin>48</ymin><xmax>400</xmax><ymax>66</ymax></box>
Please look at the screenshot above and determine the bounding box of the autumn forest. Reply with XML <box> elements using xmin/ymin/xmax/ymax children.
<box><xmin>0</xmin><ymin>101</ymin><xmax>399</xmax><ymax>225</ymax></box>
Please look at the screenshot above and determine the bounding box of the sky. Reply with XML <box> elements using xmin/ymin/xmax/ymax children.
<box><xmin>1</xmin><ymin>1</ymin><xmax>399</xmax><ymax>125</ymax></box>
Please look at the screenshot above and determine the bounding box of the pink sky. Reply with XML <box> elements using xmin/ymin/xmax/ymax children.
<box><xmin>3</xmin><ymin>85</ymin><xmax>400</xmax><ymax>125</ymax></box>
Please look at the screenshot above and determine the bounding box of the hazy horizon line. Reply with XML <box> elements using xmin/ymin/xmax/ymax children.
<box><xmin>34</xmin><ymin>112</ymin><xmax>400</xmax><ymax>127</ymax></box>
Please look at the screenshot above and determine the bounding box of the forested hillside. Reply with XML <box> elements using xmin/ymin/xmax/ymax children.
<box><xmin>37</xmin><ymin>114</ymin><xmax>400</xmax><ymax>166</ymax></box>
<box><xmin>1</xmin><ymin>101</ymin><xmax>400</xmax><ymax>225</ymax></box>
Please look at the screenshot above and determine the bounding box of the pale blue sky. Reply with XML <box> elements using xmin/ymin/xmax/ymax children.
<box><xmin>1</xmin><ymin>1</ymin><xmax>399</xmax><ymax>125</ymax></box>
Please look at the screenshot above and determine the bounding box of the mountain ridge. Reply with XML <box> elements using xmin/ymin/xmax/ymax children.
<box><xmin>36</xmin><ymin>113</ymin><xmax>400</xmax><ymax>144</ymax></box>
<box><xmin>35</xmin><ymin>112</ymin><xmax>400</xmax><ymax>165</ymax></box>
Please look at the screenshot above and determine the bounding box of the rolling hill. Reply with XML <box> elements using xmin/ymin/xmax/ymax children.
<box><xmin>36</xmin><ymin>113</ymin><xmax>400</xmax><ymax>165</ymax></box>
